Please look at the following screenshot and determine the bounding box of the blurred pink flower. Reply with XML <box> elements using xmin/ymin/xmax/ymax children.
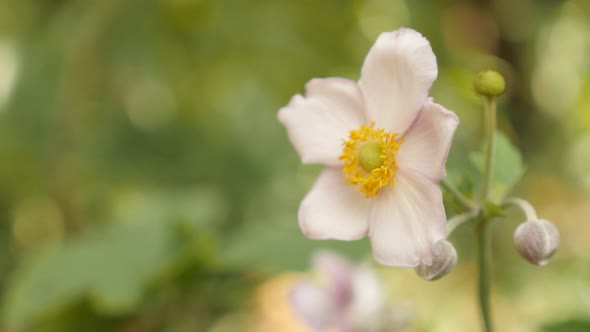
<box><xmin>278</xmin><ymin>28</ymin><xmax>459</xmax><ymax>267</ymax></box>
<box><xmin>290</xmin><ymin>251</ymin><xmax>411</xmax><ymax>332</ymax></box>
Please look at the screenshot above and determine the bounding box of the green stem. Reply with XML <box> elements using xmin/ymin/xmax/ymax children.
<box><xmin>440</xmin><ymin>179</ymin><xmax>477</xmax><ymax>212</ymax></box>
<box><xmin>475</xmin><ymin>96</ymin><xmax>497</xmax><ymax>332</ymax></box>
<box><xmin>475</xmin><ymin>220</ymin><xmax>493</xmax><ymax>332</ymax></box>
<box><xmin>503</xmin><ymin>197</ymin><xmax>538</xmax><ymax>221</ymax></box>
<box><xmin>480</xmin><ymin>97</ymin><xmax>497</xmax><ymax>199</ymax></box>
<box><xmin>447</xmin><ymin>211</ymin><xmax>479</xmax><ymax>235</ymax></box>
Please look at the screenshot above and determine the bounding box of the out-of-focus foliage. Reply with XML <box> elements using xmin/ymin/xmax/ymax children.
<box><xmin>543</xmin><ymin>320</ymin><xmax>590</xmax><ymax>332</ymax></box>
<box><xmin>470</xmin><ymin>130</ymin><xmax>524</xmax><ymax>203</ymax></box>
<box><xmin>0</xmin><ymin>0</ymin><xmax>589</xmax><ymax>331</ymax></box>
<box><xmin>5</xmin><ymin>190</ymin><xmax>221</xmax><ymax>327</ymax></box>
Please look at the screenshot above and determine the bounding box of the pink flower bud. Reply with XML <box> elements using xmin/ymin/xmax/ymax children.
<box><xmin>415</xmin><ymin>240</ymin><xmax>458</xmax><ymax>281</ymax></box>
<box><xmin>514</xmin><ymin>219</ymin><xmax>559</xmax><ymax>266</ymax></box>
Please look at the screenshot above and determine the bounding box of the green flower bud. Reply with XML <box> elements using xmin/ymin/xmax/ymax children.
<box><xmin>415</xmin><ymin>240</ymin><xmax>457</xmax><ymax>281</ymax></box>
<box><xmin>474</xmin><ymin>70</ymin><xmax>506</xmax><ymax>97</ymax></box>
<box><xmin>514</xmin><ymin>219</ymin><xmax>560</xmax><ymax>266</ymax></box>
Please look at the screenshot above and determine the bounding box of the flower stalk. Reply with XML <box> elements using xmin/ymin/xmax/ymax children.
<box><xmin>447</xmin><ymin>210</ymin><xmax>479</xmax><ymax>235</ymax></box>
<box><xmin>475</xmin><ymin>220</ymin><xmax>493</xmax><ymax>332</ymax></box>
<box><xmin>476</xmin><ymin>94</ymin><xmax>499</xmax><ymax>332</ymax></box>
<box><xmin>503</xmin><ymin>197</ymin><xmax>538</xmax><ymax>221</ymax></box>
<box><xmin>471</xmin><ymin>70</ymin><xmax>505</xmax><ymax>331</ymax></box>
<box><xmin>481</xmin><ymin>96</ymin><xmax>497</xmax><ymax>200</ymax></box>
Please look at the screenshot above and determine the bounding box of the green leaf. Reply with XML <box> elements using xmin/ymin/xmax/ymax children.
<box><xmin>470</xmin><ymin>130</ymin><xmax>525</xmax><ymax>203</ymax></box>
<box><xmin>443</xmin><ymin>169</ymin><xmax>477</xmax><ymax>214</ymax></box>
<box><xmin>442</xmin><ymin>139</ymin><xmax>480</xmax><ymax>214</ymax></box>
<box><xmin>2</xmin><ymin>189</ymin><xmax>222</xmax><ymax>326</ymax></box>
<box><xmin>542</xmin><ymin>319</ymin><xmax>590</xmax><ymax>332</ymax></box>
<box><xmin>3</xmin><ymin>222</ymin><xmax>178</xmax><ymax>325</ymax></box>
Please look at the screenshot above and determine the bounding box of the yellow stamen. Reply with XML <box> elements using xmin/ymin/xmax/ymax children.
<box><xmin>339</xmin><ymin>121</ymin><xmax>401</xmax><ymax>198</ymax></box>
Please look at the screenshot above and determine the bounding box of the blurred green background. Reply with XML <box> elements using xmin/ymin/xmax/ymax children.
<box><xmin>0</xmin><ymin>0</ymin><xmax>589</xmax><ymax>331</ymax></box>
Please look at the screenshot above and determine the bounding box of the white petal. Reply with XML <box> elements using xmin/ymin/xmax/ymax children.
<box><xmin>349</xmin><ymin>265</ymin><xmax>385</xmax><ymax>321</ymax></box>
<box><xmin>298</xmin><ymin>167</ymin><xmax>370</xmax><ymax>240</ymax></box>
<box><xmin>359</xmin><ymin>28</ymin><xmax>437</xmax><ymax>134</ymax></box>
<box><xmin>397</xmin><ymin>100</ymin><xmax>459</xmax><ymax>181</ymax></box>
<box><xmin>290</xmin><ymin>281</ymin><xmax>339</xmax><ymax>330</ymax></box>
<box><xmin>368</xmin><ymin>169</ymin><xmax>447</xmax><ymax>267</ymax></box>
<box><xmin>278</xmin><ymin>78</ymin><xmax>365</xmax><ymax>165</ymax></box>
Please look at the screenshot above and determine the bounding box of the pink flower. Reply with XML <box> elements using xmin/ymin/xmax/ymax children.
<box><xmin>290</xmin><ymin>251</ymin><xmax>411</xmax><ymax>331</ymax></box>
<box><xmin>278</xmin><ymin>28</ymin><xmax>459</xmax><ymax>267</ymax></box>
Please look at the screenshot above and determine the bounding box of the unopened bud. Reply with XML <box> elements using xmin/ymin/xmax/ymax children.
<box><xmin>514</xmin><ymin>219</ymin><xmax>559</xmax><ymax>266</ymax></box>
<box><xmin>474</xmin><ymin>70</ymin><xmax>506</xmax><ymax>97</ymax></box>
<box><xmin>415</xmin><ymin>240</ymin><xmax>457</xmax><ymax>281</ymax></box>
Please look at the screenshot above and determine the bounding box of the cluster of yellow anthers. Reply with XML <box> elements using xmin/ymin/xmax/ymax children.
<box><xmin>340</xmin><ymin>121</ymin><xmax>401</xmax><ymax>198</ymax></box>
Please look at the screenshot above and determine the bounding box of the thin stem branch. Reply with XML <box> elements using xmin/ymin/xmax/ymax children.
<box><xmin>503</xmin><ymin>197</ymin><xmax>538</xmax><ymax>221</ymax></box>
<box><xmin>475</xmin><ymin>220</ymin><xmax>493</xmax><ymax>332</ymax></box>
<box><xmin>447</xmin><ymin>211</ymin><xmax>479</xmax><ymax>235</ymax></box>
<box><xmin>440</xmin><ymin>179</ymin><xmax>477</xmax><ymax>212</ymax></box>
<box><xmin>480</xmin><ymin>97</ymin><xmax>497</xmax><ymax>200</ymax></box>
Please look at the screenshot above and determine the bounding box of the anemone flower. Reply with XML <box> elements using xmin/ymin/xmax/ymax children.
<box><xmin>278</xmin><ymin>28</ymin><xmax>459</xmax><ymax>267</ymax></box>
<box><xmin>290</xmin><ymin>251</ymin><xmax>411</xmax><ymax>332</ymax></box>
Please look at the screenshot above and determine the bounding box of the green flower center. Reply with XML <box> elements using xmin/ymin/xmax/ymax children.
<box><xmin>357</xmin><ymin>142</ymin><xmax>384</xmax><ymax>173</ymax></box>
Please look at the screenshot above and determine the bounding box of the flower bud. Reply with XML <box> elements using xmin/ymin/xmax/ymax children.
<box><xmin>514</xmin><ymin>219</ymin><xmax>559</xmax><ymax>266</ymax></box>
<box><xmin>415</xmin><ymin>240</ymin><xmax>457</xmax><ymax>281</ymax></box>
<box><xmin>474</xmin><ymin>70</ymin><xmax>506</xmax><ymax>97</ymax></box>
